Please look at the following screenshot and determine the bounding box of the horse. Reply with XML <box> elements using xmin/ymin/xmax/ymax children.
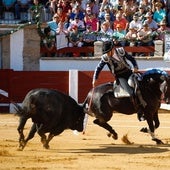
<box><xmin>164</xmin><ymin>75</ymin><xmax>170</xmax><ymax>104</ymax></box>
<box><xmin>83</xmin><ymin>69</ymin><xmax>168</xmax><ymax>144</ymax></box>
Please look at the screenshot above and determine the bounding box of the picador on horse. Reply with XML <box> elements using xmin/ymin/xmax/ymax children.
<box><xmin>92</xmin><ymin>41</ymin><xmax>147</xmax><ymax>121</ymax></box>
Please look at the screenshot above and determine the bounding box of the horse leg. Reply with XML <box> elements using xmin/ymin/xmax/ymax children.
<box><xmin>153</xmin><ymin>111</ymin><xmax>160</xmax><ymax>129</ymax></box>
<box><xmin>93</xmin><ymin>119</ymin><xmax>118</xmax><ymax>140</ymax></box>
<box><xmin>146</xmin><ymin>115</ymin><xmax>164</xmax><ymax>145</ymax></box>
<box><xmin>17</xmin><ymin>117</ymin><xmax>27</xmax><ymax>151</ymax></box>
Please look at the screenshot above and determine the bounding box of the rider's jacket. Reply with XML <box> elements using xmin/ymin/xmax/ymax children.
<box><xmin>93</xmin><ymin>48</ymin><xmax>139</xmax><ymax>81</ymax></box>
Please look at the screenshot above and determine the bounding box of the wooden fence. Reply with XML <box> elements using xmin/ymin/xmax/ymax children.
<box><xmin>0</xmin><ymin>69</ymin><xmax>113</xmax><ymax>112</ymax></box>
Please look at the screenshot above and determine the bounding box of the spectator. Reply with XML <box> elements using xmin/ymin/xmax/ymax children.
<box><xmin>123</xmin><ymin>0</ymin><xmax>138</xmax><ymax>22</ymax></box>
<box><xmin>153</xmin><ymin>2</ymin><xmax>166</xmax><ymax>24</ymax></box>
<box><xmin>29</xmin><ymin>0</ymin><xmax>43</xmax><ymax>23</ymax></box>
<box><xmin>99</xmin><ymin>0</ymin><xmax>114</xmax><ymax>13</ymax></box>
<box><xmin>113</xmin><ymin>12</ymin><xmax>129</xmax><ymax>33</ymax></box>
<box><xmin>125</xmin><ymin>25</ymin><xmax>138</xmax><ymax>55</ymax></box>
<box><xmin>103</xmin><ymin>13</ymin><xmax>114</xmax><ymax>28</ymax></box>
<box><xmin>15</xmin><ymin>0</ymin><xmax>31</xmax><ymax>19</ymax></box>
<box><xmin>68</xmin><ymin>24</ymin><xmax>83</xmax><ymax>47</ymax></box>
<box><xmin>129</xmin><ymin>13</ymin><xmax>142</xmax><ymax>32</ymax></box>
<box><xmin>48</xmin><ymin>0</ymin><xmax>57</xmax><ymax>15</ymax></box>
<box><xmin>47</xmin><ymin>13</ymin><xmax>60</xmax><ymax>32</ymax></box>
<box><xmin>69</xmin><ymin>5</ymin><xmax>85</xmax><ymax>21</ymax></box>
<box><xmin>145</xmin><ymin>12</ymin><xmax>158</xmax><ymax>31</ymax></box>
<box><xmin>2</xmin><ymin>0</ymin><xmax>17</xmax><ymax>18</ymax></box>
<box><xmin>55</xmin><ymin>6</ymin><xmax>66</xmax><ymax>22</ymax></box>
<box><xmin>82</xmin><ymin>24</ymin><xmax>97</xmax><ymax>46</ymax></box>
<box><xmin>84</xmin><ymin>6</ymin><xmax>99</xmax><ymax>31</ymax></box>
<box><xmin>98</xmin><ymin>5</ymin><xmax>115</xmax><ymax>25</ymax></box>
<box><xmin>57</xmin><ymin>0</ymin><xmax>72</xmax><ymax>14</ymax></box>
<box><xmin>68</xmin><ymin>24</ymin><xmax>83</xmax><ymax>57</ymax></box>
<box><xmin>97</xmin><ymin>21</ymin><xmax>114</xmax><ymax>42</ymax></box>
<box><xmin>139</xmin><ymin>0</ymin><xmax>152</xmax><ymax>12</ymax></box>
<box><xmin>68</xmin><ymin>15</ymin><xmax>85</xmax><ymax>32</ymax></box>
<box><xmin>137</xmin><ymin>21</ymin><xmax>154</xmax><ymax>56</ymax></box>
<box><xmin>112</xmin><ymin>24</ymin><xmax>126</xmax><ymax>46</ymax></box>
<box><xmin>86</xmin><ymin>0</ymin><xmax>99</xmax><ymax>17</ymax></box>
<box><xmin>41</xmin><ymin>26</ymin><xmax>56</xmax><ymax>57</ymax></box>
<box><xmin>135</xmin><ymin>4</ymin><xmax>147</xmax><ymax>23</ymax></box>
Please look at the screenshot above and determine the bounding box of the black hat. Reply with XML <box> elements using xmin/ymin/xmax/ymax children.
<box><xmin>102</xmin><ymin>41</ymin><xmax>114</xmax><ymax>54</ymax></box>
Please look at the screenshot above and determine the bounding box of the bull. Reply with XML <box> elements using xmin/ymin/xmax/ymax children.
<box><xmin>14</xmin><ymin>88</ymin><xmax>85</xmax><ymax>150</ymax></box>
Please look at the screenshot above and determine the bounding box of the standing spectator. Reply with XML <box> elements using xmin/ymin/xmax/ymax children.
<box><xmin>97</xmin><ymin>21</ymin><xmax>114</xmax><ymax>42</ymax></box>
<box><xmin>113</xmin><ymin>12</ymin><xmax>129</xmax><ymax>33</ymax></box>
<box><xmin>145</xmin><ymin>12</ymin><xmax>158</xmax><ymax>31</ymax></box>
<box><xmin>99</xmin><ymin>0</ymin><xmax>114</xmax><ymax>13</ymax></box>
<box><xmin>84</xmin><ymin>6</ymin><xmax>99</xmax><ymax>31</ymax></box>
<box><xmin>153</xmin><ymin>2</ymin><xmax>166</xmax><ymax>24</ymax></box>
<box><xmin>15</xmin><ymin>0</ymin><xmax>32</xmax><ymax>19</ymax></box>
<box><xmin>47</xmin><ymin>13</ymin><xmax>60</xmax><ymax>32</ymax></box>
<box><xmin>55</xmin><ymin>6</ymin><xmax>66</xmax><ymax>22</ymax></box>
<box><xmin>48</xmin><ymin>0</ymin><xmax>57</xmax><ymax>15</ymax></box>
<box><xmin>2</xmin><ymin>0</ymin><xmax>17</xmax><ymax>18</ymax></box>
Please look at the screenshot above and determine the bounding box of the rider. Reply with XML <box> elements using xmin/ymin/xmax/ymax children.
<box><xmin>92</xmin><ymin>41</ymin><xmax>147</xmax><ymax>121</ymax></box>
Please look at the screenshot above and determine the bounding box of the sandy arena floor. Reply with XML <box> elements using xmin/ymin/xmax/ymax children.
<box><xmin>0</xmin><ymin>111</ymin><xmax>170</xmax><ymax>170</ymax></box>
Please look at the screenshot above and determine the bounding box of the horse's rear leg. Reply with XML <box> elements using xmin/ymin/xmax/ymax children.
<box><xmin>93</xmin><ymin>119</ymin><xmax>118</xmax><ymax>140</ymax></box>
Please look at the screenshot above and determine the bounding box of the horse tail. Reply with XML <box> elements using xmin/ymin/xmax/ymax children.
<box><xmin>12</xmin><ymin>102</ymin><xmax>26</xmax><ymax>117</ymax></box>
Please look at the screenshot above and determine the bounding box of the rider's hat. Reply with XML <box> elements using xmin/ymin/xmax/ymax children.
<box><xmin>102</xmin><ymin>41</ymin><xmax>114</xmax><ymax>54</ymax></box>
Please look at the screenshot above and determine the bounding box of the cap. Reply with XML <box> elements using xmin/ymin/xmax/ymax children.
<box><xmin>143</xmin><ymin>21</ymin><xmax>149</xmax><ymax>27</ymax></box>
<box><xmin>102</xmin><ymin>41</ymin><xmax>114</xmax><ymax>54</ymax></box>
<box><xmin>155</xmin><ymin>2</ymin><xmax>162</xmax><ymax>7</ymax></box>
<box><xmin>104</xmin><ymin>5</ymin><xmax>110</xmax><ymax>10</ymax></box>
<box><xmin>159</xmin><ymin>20</ymin><xmax>166</xmax><ymax>26</ymax></box>
<box><xmin>145</xmin><ymin>12</ymin><xmax>153</xmax><ymax>17</ymax></box>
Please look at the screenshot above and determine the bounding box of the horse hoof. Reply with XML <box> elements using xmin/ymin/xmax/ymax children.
<box><xmin>43</xmin><ymin>144</ymin><xmax>50</xmax><ymax>149</ymax></box>
<box><xmin>152</xmin><ymin>138</ymin><xmax>164</xmax><ymax>145</ymax></box>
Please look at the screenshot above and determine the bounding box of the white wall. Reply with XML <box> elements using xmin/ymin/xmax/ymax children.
<box><xmin>10</xmin><ymin>29</ymin><xmax>24</xmax><ymax>70</ymax></box>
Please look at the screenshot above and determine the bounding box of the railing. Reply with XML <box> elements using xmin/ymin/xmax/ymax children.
<box><xmin>40</xmin><ymin>45</ymin><xmax>155</xmax><ymax>57</ymax></box>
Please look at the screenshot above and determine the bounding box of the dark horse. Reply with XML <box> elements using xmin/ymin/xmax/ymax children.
<box><xmin>164</xmin><ymin>75</ymin><xmax>170</xmax><ymax>104</ymax></box>
<box><xmin>83</xmin><ymin>69</ymin><xmax>168</xmax><ymax>144</ymax></box>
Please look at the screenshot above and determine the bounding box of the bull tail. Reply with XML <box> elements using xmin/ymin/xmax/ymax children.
<box><xmin>12</xmin><ymin>102</ymin><xmax>25</xmax><ymax>117</ymax></box>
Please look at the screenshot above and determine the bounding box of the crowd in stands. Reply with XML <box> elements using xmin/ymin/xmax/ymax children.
<box><xmin>0</xmin><ymin>0</ymin><xmax>170</xmax><ymax>57</ymax></box>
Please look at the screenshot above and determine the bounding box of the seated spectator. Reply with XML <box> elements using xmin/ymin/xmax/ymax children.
<box><xmin>145</xmin><ymin>12</ymin><xmax>158</xmax><ymax>31</ymax></box>
<box><xmin>41</xmin><ymin>26</ymin><xmax>56</xmax><ymax>57</ymax></box>
<box><xmin>99</xmin><ymin>0</ymin><xmax>114</xmax><ymax>13</ymax></box>
<box><xmin>112</xmin><ymin>24</ymin><xmax>126</xmax><ymax>46</ymax></box>
<box><xmin>129</xmin><ymin>13</ymin><xmax>142</xmax><ymax>32</ymax></box>
<box><xmin>57</xmin><ymin>0</ymin><xmax>72</xmax><ymax>14</ymax></box>
<box><xmin>98</xmin><ymin>5</ymin><xmax>115</xmax><ymax>25</ymax></box>
<box><xmin>123</xmin><ymin>0</ymin><xmax>138</xmax><ymax>22</ymax></box>
<box><xmin>97</xmin><ymin>21</ymin><xmax>114</xmax><ymax>42</ymax></box>
<box><xmin>68</xmin><ymin>24</ymin><xmax>83</xmax><ymax>57</ymax></box>
<box><xmin>47</xmin><ymin>13</ymin><xmax>60</xmax><ymax>32</ymax></box>
<box><xmin>86</xmin><ymin>0</ymin><xmax>99</xmax><ymax>17</ymax></box>
<box><xmin>125</xmin><ymin>25</ymin><xmax>138</xmax><ymax>55</ymax></box>
<box><xmin>113</xmin><ymin>12</ymin><xmax>129</xmax><ymax>33</ymax></box>
<box><xmin>153</xmin><ymin>2</ymin><xmax>166</xmax><ymax>24</ymax></box>
<box><xmin>68</xmin><ymin>15</ymin><xmax>85</xmax><ymax>32</ymax></box>
<box><xmin>55</xmin><ymin>6</ymin><xmax>66</xmax><ymax>22</ymax></box>
<box><xmin>2</xmin><ymin>0</ymin><xmax>17</xmax><ymax>18</ymax></box>
<box><xmin>69</xmin><ymin>5</ymin><xmax>85</xmax><ymax>21</ymax></box>
<box><xmin>82</xmin><ymin>24</ymin><xmax>97</xmax><ymax>46</ymax></box>
<box><xmin>137</xmin><ymin>21</ymin><xmax>154</xmax><ymax>56</ymax></box>
<box><xmin>68</xmin><ymin>25</ymin><xmax>83</xmax><ymax>47</ymax></box>
<box><xmin>15</xmin><ymin>0</ymin><xmax>31</xmax><ymax>19</ymax></box>
<box><xmin>135</xmin><ymin>4</ymin><xmax>147</xmax><ymax>23</ymax></box>
<box><xmin>84</xmin><ymin>7</ymin><xmax>99</xmax><ymax>32</ymax></box>
<box><xmin>103</xmin><ymin>13</ymin><xmax>114</xmax><ymax>29</ymax></box>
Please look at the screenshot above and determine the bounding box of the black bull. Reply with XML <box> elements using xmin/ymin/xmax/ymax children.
<box><xmin>14</xmin><ymin>88</ymin><xmax>85</xmax><ymax>150</ymax></box>
<box><xmin>84</xmin><ymin>72</ymin><xmax>168</xmax><ymax>144</ymax></box>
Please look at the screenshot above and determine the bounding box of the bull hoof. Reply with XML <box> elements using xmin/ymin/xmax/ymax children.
<box><xmin>140</xmin><ymin>127</ymin><xmax>148</xmax><ymax>133</ymax></box>
<box><xmin>152</xmin><ymin>138</ymin><xmax>164</xmax><ymax>145</ymax></box>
